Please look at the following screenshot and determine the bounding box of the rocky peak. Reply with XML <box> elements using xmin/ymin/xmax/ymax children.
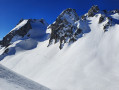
<box><xmin>47</xmin><ymin>8</ymin><xmax>82</xmax><ymax>49</ymax></box>
<box><xmin>0</xmin><ymin>18</ymin><xmax>48</xmax><ymax>47</ymax></box>
<box><xmin>56</xmin><ymin>8</ymin><xmax>79</xmax><ymax>23</ymax></box>
<box><xmin>88</xmin><ymin>5</ymin><xmax>99</xmax><ymax>17</ymax></box>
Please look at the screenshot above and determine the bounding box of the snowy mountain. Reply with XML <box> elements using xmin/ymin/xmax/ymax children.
<box><xmin>0</xmin><ymin>19</ymin><xmax>48</xmax><ymax>47</ymax></box>
<box><xmin>0</xmin><ymin>64</ymin><xmax>49</xmax><ymax>90</ymax></box>
<box><xmin>47</xmin><ymin>8</ymin><xmax>89</xmax><ymax>49</ymax></box>
<box><xmin>0</xmin><ymin>19</ymin><xmax>49</xmax><ymax>60</ymax></box>
<box><xmin>1</xmin><ymin>5</ymin><xmax>119</xmax><ymax>90</ymax></box>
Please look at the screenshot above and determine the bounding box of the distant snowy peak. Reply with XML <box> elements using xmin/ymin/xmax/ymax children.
<box><xmin>0</xmin><ymin>19</ymin><xmax>48</xmax><ymax>47</ymax></box>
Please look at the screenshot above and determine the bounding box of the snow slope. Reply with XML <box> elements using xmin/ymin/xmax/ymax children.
<box><xmin>0</xmin><ymin>64</ymin><xmax>50</xmax><ymax>90</ymax></box>
<box><xmin>1</xmin><ymin>6</ymin><xmax>119</xmax><ymax>90</ymax></box>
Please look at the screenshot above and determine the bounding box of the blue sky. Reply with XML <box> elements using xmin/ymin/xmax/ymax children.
<box><xmin>0</xmin><ymin>0</ymin><xmax>119</xmax><ymax>39</ymax></box>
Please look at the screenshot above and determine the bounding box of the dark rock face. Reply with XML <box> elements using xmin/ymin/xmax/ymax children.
<box><xmin>99</xmin><ymin>15</ymin><xmax>105</xmax><ymax>23</ymax></box>
<box><xmin>0</xmin><ymin>19</ymin><xmax>32</xmax><ymax>47</ymax></box>
<box><xmin>103</xmin><ymin>17</ymin><xmax>113</xmax><ymax>32</ymax></box>
<box><xmin>48</xmin><ymin>8</ymin><xmax>82</xmax><ymax>49</ymax></box>
<box><xmin>88</xmin><ymin>5</ymin><xmax>99</xmax><ymax>17</ymax></box>
<box><xmin>103</xmin><ymin>10</ymin><xmax>107</xmax><ymax>14</ymax></box>
<box><xmin>15</xmin><ymin>20</ymin><xmax>32</xmax><ymax>37</ymax></box>
<box><xmin>0</xmin><ymin>41</ymin><xmax>2</xmax><ymax>45</ymax></box>
<box><xmin>81</xmin><ymin>15</ymin><xmax>86</xmax><ymax>20</ymax></box>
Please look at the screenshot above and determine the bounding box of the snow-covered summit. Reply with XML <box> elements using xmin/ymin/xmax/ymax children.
<box><xmin>0</xmin><ymin>19</ymin><xmax>48</xmax><ymax>47</ymax></box>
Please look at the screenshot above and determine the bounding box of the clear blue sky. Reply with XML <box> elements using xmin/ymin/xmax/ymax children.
<box><xmin>0</xmin><ymin>0</ymin><xmax>119</xmax><ymax>39</ymax></box>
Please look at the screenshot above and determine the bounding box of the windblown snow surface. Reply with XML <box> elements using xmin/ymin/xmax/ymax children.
<box><xmin>0</xmin><ymin>64</ymin><xmax>49</xmax><ymax>90</ymax></box>
<box><xmin>1</xmin><ymin>14</ymin><xmax>119</xmax><ymax>90</ymax></box>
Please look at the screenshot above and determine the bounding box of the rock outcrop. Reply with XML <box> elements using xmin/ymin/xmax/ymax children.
<box><xmin>88</xmin><ymin>5</ymin><xmax>99</xmax><ymax>17</ymax></box>
<box><xmin>47</xmin><ymin>8</ymin><xmax>82</xmax><ymax>49</ymax></box>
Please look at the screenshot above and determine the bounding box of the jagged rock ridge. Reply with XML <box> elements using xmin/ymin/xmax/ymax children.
<box><xmin>47</xmin><ymin>8</ymin><xmax>83</xmax><ymax>49</ymax></box>
<box><xmin>0</xmin><ymin>19</ymin><xmax>48</xmax><ymax>47</ymax></box>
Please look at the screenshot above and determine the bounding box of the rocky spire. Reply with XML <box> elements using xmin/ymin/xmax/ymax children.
<box><xmin>88</xmin><ymin>5</ymin><xmax>99</xmax><ymax>17</ymax></box>
<box><xmin>48</xmin><ymin>8</ymin><xmax>81</xmax><ymax>49</ymax></box>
